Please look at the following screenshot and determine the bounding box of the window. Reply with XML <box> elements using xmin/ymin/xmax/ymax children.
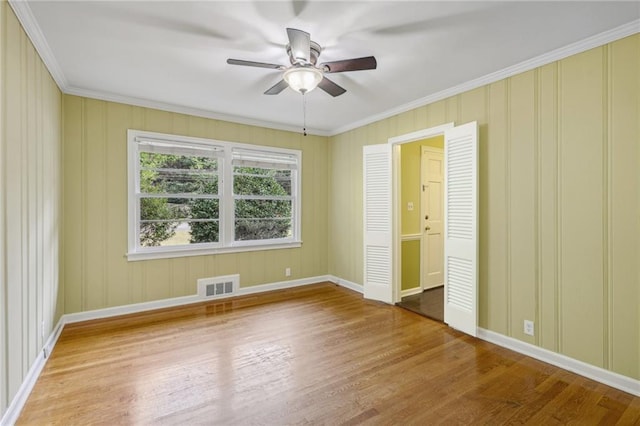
<box><xmin>128</xmin><ymin>130</ymin><xmax>301</xmax><ymax>261</ymax></box>
<box><xmin>232</xmin><ymin>148</ymin><xmax>297</xmax><ymax>243</ymax></box>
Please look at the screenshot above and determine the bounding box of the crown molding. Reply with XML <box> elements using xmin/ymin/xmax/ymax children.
<box><xmin>329</xmin><ymin>19</ymin><xmax>640</xmax><ymax>136</ymax></box>
<box><xmin>7</xmin><ymin>0</ymin><xmax>328</xmax><ymax>137</ymax></box>
<box><xmin>8</xmin><ymin>0</ymin><xmax>638</xmax><ymax>139</ymax></box>
<box><xmin>8</xmin><ymin>0</ymin><xmax>68</xmax><ymax>89</ymax></box>
<box><xmin>64</xmin><ymin>86</ymin><xmax>330</xmax><ymax>137</ymax></box>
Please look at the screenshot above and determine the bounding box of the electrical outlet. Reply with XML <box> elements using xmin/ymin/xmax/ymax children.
<box><xmin>407</xmin><ymin>202</ymin><xmax>414</xmax><ymax>211</ymax></box>
<box><xmin>285</xmin><ymin>267</ymin><xmax>291</xmax><ymax>277</ymax></box>
<box><xmin>524</xmin><ymin>320</ymin><xmax>534</xmax><ymax>336</ymax></box>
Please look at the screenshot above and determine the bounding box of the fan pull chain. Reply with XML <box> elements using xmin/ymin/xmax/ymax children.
<box><xmin>302</xmin><ymin>91</ymin><xmax>308</xmax><ymax>136</ymax></box>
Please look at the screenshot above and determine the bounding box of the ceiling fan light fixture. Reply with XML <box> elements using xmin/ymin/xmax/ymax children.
<box><xmin>283</xmin><ymin>66</ymin><xmax>323</xmax><ymax>94</ymax></box>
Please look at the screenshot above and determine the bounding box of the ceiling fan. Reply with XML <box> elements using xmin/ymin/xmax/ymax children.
<box><xmin>227</xmin><ymin>28</ymin><xmax>377</xmax><ymax>97</ymax></box>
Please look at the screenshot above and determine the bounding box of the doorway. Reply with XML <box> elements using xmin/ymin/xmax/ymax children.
<box><xmin>397</xmin><ymin>137</ymin><xmax>444</xmax><ymax>321</ymax></box>
<box><xmin>363</xmin><ymin>121</ymin><xmax>478</xmax><ymax>336</ymax></box>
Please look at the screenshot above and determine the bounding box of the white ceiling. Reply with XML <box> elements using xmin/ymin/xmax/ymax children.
<box><xmin>15</xmin><ymin>1</ymin><xmax>640</xmax><ymax>135</ymax></box>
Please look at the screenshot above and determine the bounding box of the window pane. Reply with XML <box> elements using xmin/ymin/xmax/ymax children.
<box><xmin>234</xmin><ymin>199</ymin><xmax>292</xmax><ymax>241</ymax></box>
<box><xmin>139</xmin><ymin>219</ymin><xmax>180</xmax><ymax>247</ymax></box>
<box><xmin>234</xmin><ymin>167</ymin><xmax>291</xmax><ymax>196</ymax></box>
<box><xmin>140</xmin><ymin>152</ymin><xmax>218</xmax><ymax>195</ymax></box>
<box><xmin>140</xmin><ymin>197</ymin><xmax>181</xmax><ymax>221</ymax></box>
<box><xmin>140</xmin><ymin>197</ymin><xmax>219</xmax><ymax>246</ymax></box>
<box><xmin>235</xmin><ymin>218</ymin><xmax>292</xmax><ymax>241</ymax></box>
<box><xmin>235</xmin><ymin>199</ymin><xmax>290</xmax><ymax>219</ymax></box>
<box><xmin>140</xmin><ymin>220</ymin><xmax>219</xmax><ymax>247</ymax></box>
<box><xmin>188</xmin><ymin>198</ymin><xmax>220</xmax><ymax>244</ymax></box>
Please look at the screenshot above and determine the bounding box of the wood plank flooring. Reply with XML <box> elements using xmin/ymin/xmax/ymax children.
<box><xmin>397</xmin><ymin>286</ymin><xmax>444</xmax><ymax>322</ymax></box>
<box><xmin>18</xmin><ymin>282</ymin><xmax>640</xmax><ymax>425</ymax></box>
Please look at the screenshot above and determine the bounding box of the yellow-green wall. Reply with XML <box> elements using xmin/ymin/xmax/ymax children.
<box><xmin>329</xmin><ymin>34</ymin><xmax>640</xmax><ymax>380</ymax></box>
<box><xmin>400</xmin><ymin>136</ymin><xmax>443</xmax><ymax>291</ymax></box>
<box><xmin>0</xmin><ymin>1</ymin><xmax>63</xmax><ymax>416</ymax></box>
<box><xmin>62</xmin><ymin>95</ymin><xmax>328</xmax><ymax>314</ymax></box>
<box><xmin>400</xmin><ymin>240</ymin><xmax>420</xmax><ymax>291</ymax></box>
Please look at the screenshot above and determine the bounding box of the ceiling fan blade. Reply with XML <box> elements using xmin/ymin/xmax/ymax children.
<box><xmin>286</xmin><ymin>28</ymin><xmax>310</xmax><ymax>63</ymax></box>
<box><xmin>318</xmin><ymin>77</ymin><xmax>346</xmax><ymax>97</ymax></box>
<box><xmin>227</xmin><ymin>59</ymin><xmax>284</xmax><ymax>70</ymax></box>
<box><xmin>264</xmin><ymin>79</ymin><xmax>289</xmax><ymax>95</ymax></box>
<box><xmin>321</xmin><ymin>56</ymin><xmax>377</xmax><ymax>73</ymax></box>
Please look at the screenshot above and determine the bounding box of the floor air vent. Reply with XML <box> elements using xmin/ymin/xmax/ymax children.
<box><xmin>197</xmin><ymin>274</ymin><xmax>239</xmax><ymax>300</ymax></box>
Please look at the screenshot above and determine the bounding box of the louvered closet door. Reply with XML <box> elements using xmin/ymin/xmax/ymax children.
<box><xmin>363</xmin><ymin>144</ymin><xmax>393</xmax><ymax>304</ymax></box>
<box><xmin>444</xmin><ymin>122</ymin><xmax>478</xmax><ymax>336</ymax></box>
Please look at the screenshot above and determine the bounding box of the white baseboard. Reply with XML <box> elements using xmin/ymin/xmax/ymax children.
<box><xmin>476</xmin><ymin>328</ymin><xmax>640</xmax><ymax>397</ymax></box>
<box><xmin>1</xmin><ymin>316</ymin><xmax>65</xmax><ymax>426</ymax></box>
<box><xmin>64</xmin><ymin>275</ymin><xmax>332</xmax><ymax>325</ymax></box>
<box><xmin>63</xmin><ymin>294</ymin><xmax>202</xmax><ymax>324</ymax></box>
<box><xmin>236</xmin><ymin>275</ymin><xmax>331</xmax><ymax>296</ymax></box>
<box><xmin>401</xmin><ymin>287</ymin><xmax>422</xmax><ymax>297</ymax></box>
<box><xmin>327</xmin><ymin>275</ymin><xmax>363</xmax><ymax>294</ymax></box>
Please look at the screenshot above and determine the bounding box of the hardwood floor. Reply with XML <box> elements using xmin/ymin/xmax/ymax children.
<box><xmin>397</xmin><ymin>286</ymin><xmax>444</xmax><ymax>321</ymax></box>
<box><xmin>18</xmin><ymin>283</ymin><xmax>640</xmax><ymax>425</ymax></box>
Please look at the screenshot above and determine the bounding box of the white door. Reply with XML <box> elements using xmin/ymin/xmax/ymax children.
<box><xmin>443</xmin><ymin>121</ymin><xmax>478</xmax><ymax>336</ymax></box>
<box><xmin>421</xmin><ymin>147</ymin><xmax>444</xmax><ymax>290</ymax></box>
<box><xmin>363</xmin><ymin>144</ymin><xmax>394</xmax><ymax>304</ymax></box>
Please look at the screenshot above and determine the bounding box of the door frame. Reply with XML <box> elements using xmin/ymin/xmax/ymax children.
<box><xmin>388</xmin><ymin>123</ymin><xmax>454</xmax><ymax>303</ymax></box>
<box><xmin>420</xmin><ymin>146</ymin><xmax>445</xmax><ymax>291</ymax></box>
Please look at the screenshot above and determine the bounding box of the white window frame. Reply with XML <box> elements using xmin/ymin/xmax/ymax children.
<box><xmin>127</xmin><ymin>130</ymin><xmax>302</xmax><ymax>261</ymax></box>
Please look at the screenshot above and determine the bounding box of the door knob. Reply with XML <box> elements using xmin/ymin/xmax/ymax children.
<box><xmin>425</xmin><ymin>226</ymin><xmax>431</xmax><ymax>231</ymax></box>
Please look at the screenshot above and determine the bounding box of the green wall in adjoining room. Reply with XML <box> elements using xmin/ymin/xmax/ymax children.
<box><xmin>401</xmin><ymin>240</ymin><xmax>420</xmax><ymax>291</ymax></box>
<box><xmin>400</xmin><ymin>136</ymin><xmax>444</xmax><ymax>236</ymax></box>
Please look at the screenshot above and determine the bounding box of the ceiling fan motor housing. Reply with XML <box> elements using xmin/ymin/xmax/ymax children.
<box><xmin>287</xmin><ymin>40</ymin><xmax>322</xmax><ymax>65</ymax></box>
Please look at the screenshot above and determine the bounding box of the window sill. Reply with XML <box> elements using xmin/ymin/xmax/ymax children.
<box><xmin>126</xmin><ymin>241</ymin><xmax>302</xmax><ymax>262</ymax></box>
